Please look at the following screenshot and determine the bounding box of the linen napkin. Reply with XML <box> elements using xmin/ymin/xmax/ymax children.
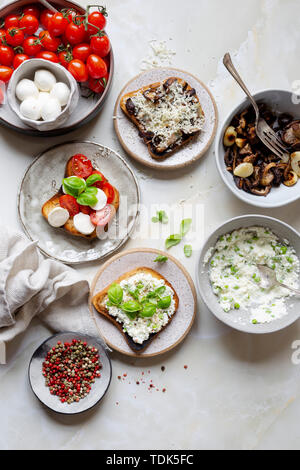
<box><xmin>0</xmin><ymin>227</ymin><xmax>100</xmax><ymax>363</ymax></box>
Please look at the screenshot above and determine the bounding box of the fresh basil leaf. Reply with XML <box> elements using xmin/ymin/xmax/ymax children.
<box><xmin>107</xmin><ymin>283</ymin><xmax>123</xmax><ymax>306</ymax></box>
<box><xmin>158</xmin><ymin>210</ymin><xmax>168</xmax><ymax>224</ymax></box>
<box><xmin>155</xmin><ymin>286</ymin><xmax>166</xmax><ymax>296</ymax></box>
<box><xmin>154</xmin><ymin>255</ymin><xmax>168</xmax><ymax>263</ymax></box>
<box><xmin>152</xmin><ymin>216</ymin><xmax>159</xmax><ymax>223</ymax></box>
<box><xmin>165</xmin><ymin>234</ymin><xmax>182</xmax><ymax>250</ymax></box>
<box><xmin>136</xmin><ymin>282</ymin><xmax>144</xmax><ymax>290</ymax></box>
<box><xmin>84</xmin><ymin>186</ymin><xmax>98</xmax><ymax>195</ymax></box>
<box><xmin>180</xmin><ymin>218</ymin><xmax>192</xmax><ymax>237</ymax></box>
<box><xmin>157</xmin><ymin>295</ymin><xmax>171</xmax><ymax>309</ymax></box>
<box><xmin>146</xmin><ymin>291</ymin><xmax>157</xmax><ymax>299</ymax></box>
<box><xmin>86</xmin><ymin>174</ymin><xmax>102</xmax><ymax>186</ymax></box>
<box><xmin>76</xmin><ymin>192</ymin><xmax>98</xmax><ymax>206</ymax></box>
<box><xmin>121</xmin><ymin>300</ymin><xmax>142</xmax><ymax>313</ymax></box>
<box><xmin>125</xmin><ymin>311</ymin><xmax>137</xmax><ymax>320</ymax></box>
<box><xmin>128</xmin><ymin>288</ymin><xmax>140</xmax><ymax>300</ymax></box>
<box><xmin>140</xmin><ymin>303</ymin><xmax>157</xmax><ymax>318</ymax></box>
<box><xmin>184</xmin><ymin>245</ymin><xmax>192</xmax><ymax>258</ymax></box>
<box><xmin>63</xmin><ymin>176</ymin><xmax>86</xmax><ymax>198</ymax></box>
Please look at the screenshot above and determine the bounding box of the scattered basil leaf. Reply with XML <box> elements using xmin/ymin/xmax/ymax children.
<box><xmin>63</xmin><ymin>176</ymin><xmax>86</xmax><ymax>198</ymax></box>
<box><xmin>136</xmin><ymin>282</ymin><xmax>144</xmax><ymax>290</ymax></box>
<box><xmin>121</xmin><ymin>300</ymin><xmax>142</xmax><ymax>313</ymax></box>
<box><xmin>152</xmin><ymin>216</ymin><xmax>159</xmax><ymax>223</ymax></box>
<box><xmin>107</xmin><ymin>283</ymin><xmax>123</xmax><ymax>306</ymax></box>
<box><xmin>155</xmin><ymin>286</ymin><xmax>166</xmax><ymax>296</ymax></box>
<box><xmin>180</xmin><ymin>218</ymin><xmax>192</xmax><ymax>237</ymax></box>
<box><xmin>152</xmin><ymin>210</ymin><xmax>168</xmax><ymax>224</ymax></box>
<box><xmin>154</xmin><ymin>255</ymin><xmax>168</xmax><ymax>263</ymax></box>
<box><xmin>184</xmin><ymin>245</ymin><xmax>192</xmax><ymax>258</ymax></box>
<box><xmin>140</xmin><ymin>303</ymin><xmax>157</xmax><ymax>318</ymax></box>
<box><xmin>86</xmin><ymin>174</ymin><xmax>102</xmax><ymax>186</ymax></box>
<box><xmin>157</xmin><ymin>295</ymin><xmax>171</xmax><ymax>309</ymax></box>
<box><xmin>165</xmin><ymin>234</ymin><xmax>182</xmax><ymax>250</ymax></box>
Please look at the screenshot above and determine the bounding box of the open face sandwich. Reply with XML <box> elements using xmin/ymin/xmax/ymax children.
<box><xmin>120</xmin><ymin>77</ymin><xmax>205</xmax><ymax>160</ymax></box>
<box><xmin>92</xmin><ymin>267</ymin><xmax>179</xmax><ymax>352</ymax></box>
<box><xmin>42</xmin><ymin>154</ymin><xmax>119</xmax><ymax>239</ymax></box>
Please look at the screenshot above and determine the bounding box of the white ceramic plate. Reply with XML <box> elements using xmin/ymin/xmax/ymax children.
<box><xmin>89</xmin><ymin>248</ymin><xmax>197</xmax><ymax>357</ymax></box>
<box><xmin>18</xmin><ymin>141</ymin><xmax>140</xmax><ymax>265</ymax></box>
<box><xmin>215</xmin><ymin>89</ymin><xmax>300</xmax><ymax>208</ymax></box>
<box><xmin>196</xmin><ymin>215</ymin><xmax>300</xmax><ymax>334</ymax></box>
<box><xmin>114</xmin><ymin>68</ymin><xmax>218</xmax><ymax>170</ymax></box>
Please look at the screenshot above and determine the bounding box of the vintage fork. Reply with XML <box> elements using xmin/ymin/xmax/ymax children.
<box><xmin>223</xmin><ymin>53</ymin><xmax>290</xmax><ymax>162</ymax></box>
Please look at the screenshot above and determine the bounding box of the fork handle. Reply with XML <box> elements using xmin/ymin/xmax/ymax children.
<box><xmin>278</xmin><ymin>283</ymin><xmax>300</xmax><ymax>296</ymax></box>
<box><xmin>223</xmin><ymin>53</ymin><xmax>260</xmax><ymax>119</ymax></box>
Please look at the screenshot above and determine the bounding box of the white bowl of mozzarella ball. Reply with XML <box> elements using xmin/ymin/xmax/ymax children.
<box><xmin>7</xmin><ymin>59</ymin><xmax>79</xmax><ymax>131</ymax></box>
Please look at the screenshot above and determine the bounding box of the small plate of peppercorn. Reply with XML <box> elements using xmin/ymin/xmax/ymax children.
<box><xmin>28</xmin><ymin>332</ymin><xmax>112</xmax><ymax>415</ymax></box>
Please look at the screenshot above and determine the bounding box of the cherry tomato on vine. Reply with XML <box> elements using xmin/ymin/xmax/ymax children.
<box><xmin>36</xmin><ymin>50</ymin><xmax>59</xmax><ymax>63</ymax></box>
<box><xmin>40</xmin><ymin>9</ymin><xmax>54</xmax><ymax>29</ymax></box>
<box><xmin>65</xmin><ymin>21</ymin><xmax>86</xmax><ymax>45</ymax></box>
<box><xmin>72</xmin><ymin>43</ymin><xmax>91</xmax><ymax>62</ymax></box>
<box><xmin>48</xmin><ymin>12</ymin><xmax>68</xmax><ymax>37</ymax></box>
<box><xmin>4</xmin><ymin>14</ymin><xmax>19</xmax><ymax>30</ymax></box>
<box><xmin>87</xmin><ymin>11</ymin><xmax>106</xmax><ymax>36</ymax></box>
<box><xmin>58</xmin><ymin>50</ymin><xmax>73</xmax><ymax>68</ymax></box>
<box><xmin>39</xmin><ymin>30</ymin><xmax>61</xmax><ymax>52</ymax></box>
<box><xmin>23</xmin><ymin>5</ymin><xmax>40</xmax><ymax>19</ymax></box>
<box><xmin>88</xmin><ymin>74</ymin><xmax>108</xmax><ymax>94</ymax></box>
<box><xmin>0</xmin><ymin>44</ymin><xmax>14</xmax><ymax>66</ymax></box>
<box><xmin>5</xmin><ymin>27</ymin><xmax>25</xmax><ymax>47</ymax></box>
<box><xmin>90</xmin><ymin>35</ymin><xmax>110</xmax><ymax>58</ymax></box>
<box><xmin>0</xmin><ymin>29</ymin><xmax>6</xmax><ymax>42</ymax></box>
<box><xmin>68</xmin><ymin>59</ymin><xmax>88</xmax><ymax>82</ymax></box>
<box><xmin>13</xmin><ymin>53</ymin><xmax>29</xmax><ymax>68</ymax></box>
<box><xmin>19</xmin><ymin>14</ymin><xmax>39</xmax><ymax>35</ymax></box>
<box><xmin>23</xmin><ymin>36</ymin><xmax>42</xmax><ymax>56</ymax></box>
<box><xmin>86</xmin><ymin>54</ymin><xmax>107</xmax><ymax>79</ymax></box>
<box><xmin>0</xmin><ymin>66</ymin><xmax>13</xmax><ymax>82</ymax></box>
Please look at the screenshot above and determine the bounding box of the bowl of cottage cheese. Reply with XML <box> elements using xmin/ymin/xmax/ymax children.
<box><xmin>197</xmin><ymin>215</ymin><xmax>300</xmax><ymax>334</ymax></box>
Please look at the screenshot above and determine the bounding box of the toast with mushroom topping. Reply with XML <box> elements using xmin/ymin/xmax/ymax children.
<box><xmin>92</xmin><ymin>267</ymin><xmax>179</xmax><ymax>352</ymax></box>
<box><xmin>120</xmin><ymin>77</ymin><xmax>205</xmax><ymax>160</ymax></box>
<box><xmin>42</xmin><ymin>156</ymin><xmax>119</xmax><ymax>240</ymax></box>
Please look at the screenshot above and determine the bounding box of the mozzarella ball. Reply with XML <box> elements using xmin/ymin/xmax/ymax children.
<box><xmin>34</xmin><ymin>69</ymin><xmax>56</xmax><ymax>92</ymax></box>
<box><xmin>48</xmin><ymin>207</ymin><xmax>69</xmax><ymax>228</ymax></box>
<box><xmin>38</xmin><ymin>92</ymin><xmax>51</xmax><ymax>107</ymax></box>
<box><xmin>50</xmin><ymin>82</ymin><xmax>70</xmax><ymax>106</ymax></box>
<box><xmin>16</xmin><ymin>79</ymin><xmax>39</xmax><ymax>102</ymax></box>
<box><xmin>73</xmin><ymin>213</ymin><xmax>95</xmax><ymax>235</ymax></box>
<box><xmin>20</xmin><ymin>97</ymin><xmax>41</xmax><ymax>120</ymax></box>
<box><xmin>41</xmin><ymin>97</ymin><xmax>61</xmax><ymax>121</ymax></box>
<box><xmin>89</xmin><ymin>189</ymin><xmax>107</xmax><ymax>211</ymax></box>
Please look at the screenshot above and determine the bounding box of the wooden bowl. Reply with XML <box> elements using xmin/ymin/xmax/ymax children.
<box><xmin>0</xmin><ymin>0</ymin><xmax>114</xmax><ymax>137</ymax></box>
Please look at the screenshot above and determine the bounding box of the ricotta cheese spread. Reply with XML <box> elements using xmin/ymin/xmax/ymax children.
<box><xmin>205</xmin><ymin>226</ymin><xmax>300</xmax><ymax>324</ymax></box>
<box><xmin>105</xmin><ymin>273</ymin><xmax>176</xmax><ymax>344</ymax></box>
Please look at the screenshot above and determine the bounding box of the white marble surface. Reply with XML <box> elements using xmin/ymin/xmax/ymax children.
<box><xmin>1</xmin><ymin>0</ymin><xmax>300</xmax><ymax>450</ymax></box>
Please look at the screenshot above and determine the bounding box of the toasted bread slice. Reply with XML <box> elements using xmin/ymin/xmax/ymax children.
<box><xmin>92</xmin><ymin>267</ymin><xmax>179</xmax><ymax>353</ymax></box>
<box><xmin>120</xmin><ymin>77</ymin><xmax>205</xmax><ymax>160</ymax></box>
<box><xmin>42</xmin><ymin>156</ymin><xmax>119</xmax><ymax>239</ymax></box>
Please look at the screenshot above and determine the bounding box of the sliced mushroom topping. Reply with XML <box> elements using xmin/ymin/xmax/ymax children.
<box><xmin>243</xmin><ymin>153</ymin><xmax>257</xmax><ymax>164</ymax></box>
<box><xmin>126</xmin><ymin>98</ymin><xmax>136</xmax><ymax>115</ymax></box>
<box><xmin>284</xmin><ymin>170</ymin><xmax>298</xmax><ymax>187</ymax></box>
<box><xmin>291</xmin><ymin>152</ymin><xmax>300</xmax><ymax>177</ymax></box>
<box><xmin>282</xmin><ymin>120</ymin><xmax>300</xmax><ymax>147</ymax></box>
<box><xmin>250</xmin><ymin>186</ymin><xmax>272</xmax><ymax>197</ymax></box>
<box><xmin>186</xmin><ymin>88</ymin><xmax>196</xmax><ymax>97</ymax></box>
<box><xmin>236</xmin><ymin>138</ymin><xmax>247</xmax><ymax>149</ymax></box>
<box><xmin>260</xmin><ymin>162</ymin><xmax>276</xmax><ymax>186</ymax></box>
<box><xmin>239</xmin><ymin>143</ymin><xmax>252</xmax><ymax>156</ymax></box>
<box><xmin>163</xmin><ymin>77</ymin><xmax>177</xmax><ymax>91</ymax></box>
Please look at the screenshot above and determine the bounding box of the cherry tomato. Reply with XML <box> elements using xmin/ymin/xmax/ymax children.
<box><xmin>40</xmin><ymin>9</ymin><xmax>54</xmax><ymax>29</ymax></box>
<box><xmin>48</xmin><ymin>12</ymin><xmax>68</xmax><ymax>37</ymax></box>
<box><xmin>101</xmin><ymin>182</ymin><xmax>115</xmax><ymax>204</ymax></box>
<box><xmin>0</xmin><ymin>88</ymin><xmax>4</xmax><ymax>104</ymax></box>
<box><xmin>36</xmin><ymin>51</ymin><xmax>59</xmax><ymax>63</ymax></box>
<box><xmin>65</xmin><ymin>21</ymin><xmax>86</xmax><ymax>45</ymax></box>
<box><xmin>23</xmin><ymin>36</ymin><xmax>42</xmax><ymax>56</ymax></box>
<box><xmin>89</xmin><ymin>169</ymin><xmax>108</xmax><ymax>188</ymax></box>
<box><xmin>6</xmin><ymin>27</ymin><xmax>25</xmax><ymax>47</ymax></box>
<box><xmin>71</xmin><ymin>154</ymin><xmax>93</xmax><ymax>178</ymax></box>
<box><xmin>19</xmin><ymin>14</ymin><xmax>39</xmax><ymax>35</ymax></box>
<box><xmin>39</xmin><ymin>30</ymin><xmax>61</xmax><ymax>52</ymax></box>
<box><xmin>13</xmin><ymin>53</ymin><xmax>29</xmax><ymax>68</ymax></box>
<box><xmin>23</xmin><ymin>5</ymin><xmax>40</xmax><ymax>19</ymax></box>
<box><xmin>87</xmin><ymin>11</ymin><xmax>106</xmax><ymax>36</ymax></box>
<box><xmin>0</xmin><ymin>66</ymin><xmax>13</xmax><ymax>83</ymax></box>
<box><xmin>68</xmin><ymin>59</ymin><xmax>88</xmax><ymax>82</ymax></box>
<box><xmin>88</xmin><ymin>74</ymin><xmax>108</xmax><ymax>94</ymax></box>
<box><xmin>72</xmin><ymin>43</ymin><xmax>91</xmax><ymax>62</ymax></box>
<box><xmin>90</xmin><ymin>205</ymin><xmax>114</xmax><ymax>227</ymax></box>
<box><xmin>65</xmin><ymin>9</ymin><xmax>78</xmax><ymax>23</ymax></box>
<box><xmin>4</xmin><ymin>14</ymin><xmax>19</xmax><ymax>30</ymax></box>
<box><xmin>59</xmin><ymin>195</ymin><xmax>79</xmax><ymax>217</ymax></box>
<box><xmin>58</xmin><ymin>50</ymin><xmax>73</xmax><ymax>68</ymax></box>
<box><xmin>90</xmin><ymin>35</ymin><xmax>110</xmax><ymax>58</ymax></box>
<box><xmin>0</xmin><ymin>44</ymin><xmax>14</xmax><ymax>66</ymax></box>
<box><xmin>86</xmin><ymin>54</ymin><xmax>107</xmax><ymax>79</ymax></box>
<box><xmin>79</xmin><ymin>204</ymin><xmax>94</xmax><ymax>215</ymax></box>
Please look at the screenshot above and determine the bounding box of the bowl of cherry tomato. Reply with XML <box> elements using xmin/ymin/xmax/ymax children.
<box><xmin>0</xmin><ymin>0</ymin><xmax>114</xmax><ymax>136</ymax></box>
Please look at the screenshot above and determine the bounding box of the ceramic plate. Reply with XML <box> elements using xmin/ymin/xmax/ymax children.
<box><xmin>28</xmin><ymin>332</ymin><xmax>112</xmax><ymax>415</ymax></box>
<box><xmin>114</xmin><ymin>67</ymin><xmax>218</xmax><ymax>170</ymax></box>
<box><xmin>89</xmin><ymin>248</ymin><xmax>197</xmax><ymax>357</ymax></box>
<box><xmin>0</xmin><ymin>0</ymin><xmax>114</xmax><ymax>137</ymax></box>
<box><xmin>18</xmin><ymin>141</ymin><xmax>140</xmax><ymax>265</ymax></box>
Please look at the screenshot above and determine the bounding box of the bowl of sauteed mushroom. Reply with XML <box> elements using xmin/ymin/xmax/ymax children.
<box><xmin>216</xmin><ymin>89</ymin><xmax>300</xmax><ymax>208</ymax></box>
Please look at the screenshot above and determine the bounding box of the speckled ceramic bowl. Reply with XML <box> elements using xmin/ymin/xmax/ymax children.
<box><xmin>197</xmin><ymin>215</ymin><xmax>300</xmax><ymax>334</ymax></box>
<box><xmin>7</xmin><ymin>59</ymin><xmax>79</xmax><ymax>131</ymax></box>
